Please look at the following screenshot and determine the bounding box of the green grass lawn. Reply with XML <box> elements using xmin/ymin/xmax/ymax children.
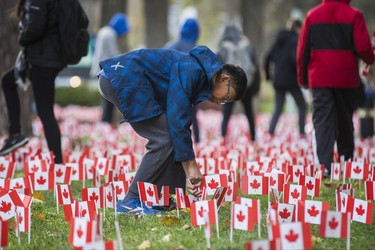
<box><xmin>6</xmin><ymin>175</ymin><xmax>375</xmax><ymax>250</ymax></box>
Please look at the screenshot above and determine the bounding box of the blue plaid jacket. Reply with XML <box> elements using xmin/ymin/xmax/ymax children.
<box><xmin>99</xmin><ymin>46</ymin><xmax>222</xmax><ymax>161</ymax></box>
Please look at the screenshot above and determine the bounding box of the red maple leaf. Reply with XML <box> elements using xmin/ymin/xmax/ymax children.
<box><xmin>0</xmin><ymin>164</ymin><xmax>6</xmax><ymax>172</ymax></box>
<box><xmin>353</xmin><ymin>166</ymin><xmax>362</xmax><ymax>174</ymax></box>
<box><xmin>18</xmin><ymin>212</ymin><xmax>23</xmax><ymax>225</ymax></box>
<box><xmin>72</xmin><ymin>169</ymin><xmax>77</xmax><ymax>175</ymax></box>
<box><xmin>31</xmin><ymin>165</ymin><xmax>39</xmax><ymax>172</ymax></box>
<box><xmin>285</xmin><ymin>229</ymin><xmax>299</xmax><ymax>242</ymax></box>
<box><xmin>342</xmin><ymin>198</ymin><xmax>346</xmax><ymax>207</ymax></box>
<box><xmin>0</xmin><ymin>200</ymin><xmax>12</xmax><ymax>213</ymax></box>
<box><xmin>147</xmin><ymin>187</ymin><xmax>154</xmax><ymax>197</ymax></box>
<box><xmin>236</xmin><ymin>210</ymin><xmax>246</xmax><ymax>222</ymax></box>
<box><xmin>356</xmin><ymin>204</ymin><xmax>365</xmax><ymax>216</ymax></box>
<box><xmin>89</xmin><ymin>192</ymin><xmax>99</xmax><ymax>201</ymax></box>
<box><xmin>114</xmin><ymin>174</ymin><xmax>119</xmax><ymax>182</ymax></box>
<box><xmin>328</xmin><ymin>216</ymin><xmax>338</xmax><ymax>229</ymax></box>
<box><xmin>98</xmin><ymin>162</ymin><xmax>104</xmax><ymax>169</ymax></box>
<box><xmin>269</xmin><ymin>177</ymin><xmax>276</xmax><ymax>186</ymax></box>
<box><xmin>306</xmin><ymin>180</ymin><xmax>314</xmax><ymax>190</ymax></box>
<box><xmin>122</xmin><ymin>160</ymin><xmax>129</xmax><ymax>166</ymax></box>
<box><xmin>63</xmin><ymin>189</ymin><xmax>69</xmax><ymax>199</ymax></box>
<box><xmin>37</xmin><ymin>175</ymin><xmax>47</xmax><ymax>185</ymax></box>
<box><xmin>279</xmin><ymin>207</ymin><xmax>291</xmax><ymax>219</ymax></box>
<box><xmin>248</xmin><ymin>166</ymin><xmax>255</xmax><ymax>175</ymax></box>
<box><xmin>198</xmin><ymin>206</ymin><xmax>205</xmax><ymax>218</ymax></box>
<box><xmin>335</xmin><ymin>167</ymin><xmax>339</xmax><ymax>175</ymax></box>
<box><xmin>250</xmin><ymin>179</ymin><xmax>261</xmax><ymax>189</ymax></box>
<box><xmin>207</xmin><ymin>178</ymin><xmax>219</xmax><ymax>189</ymax></box>
<box><xmin>14</xmin><ymin>182</ymin><xmax>23</xmax><ymax>189</ymax></box>
<box><xmin>227</xmin><ymin>187</ymin><xmax>232</xmax><ymax>195</ymax></box>
<box><xmin>56</xmin><ymin>169</ymin><xmax>64</xmax><ymax>177</ymax></box>
<box><xmin>17</xmin><ymin>156</ymin><xmax>22</xmax><ymax>162</ymax></box>
<box><xmin>307</xmin><ymin>205</ymin><xmax>320</xmax><ymax>217</ymax></box>
<box><xmin>129</xmin><ymin>176</ymin><xmax>134</xmax><ymax>183</ymax></box>
<box><xmin>295</xmin><ymin>169</ymin><xmax>302</xmax><ymax>177</ymax></box>
<box><xmin>291</xmin><ymin>188</ymin><xmax>300</xmax><ymax>199</ymax></box>
<box><xmin>115</xmin><ymin>186</ymin><xmax>122</xmax><ymax>195</ymax></box>
<box><xmin>76</xmin><ymin>226</ymin><xmax>83</xmax><ymax>238</ymax></box>
<box><xmin>107</xmin><ymin>192</ymin><xmax>113</xmax><ymax>202</ymax></box>
<box><xmin>81</xmin><ymin>209</ymin><xmax>87</xmax><ymax>217</ymax></box>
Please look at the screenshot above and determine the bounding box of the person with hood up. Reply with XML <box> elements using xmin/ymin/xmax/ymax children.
<box><xmin>264</xmin><ymin>19</ymin><xmax>307</xmax><ymax>138</ymax></box>
<box><xmin>97</xmin><ymin>46</ymin><xmax>247</xmax><ymax>214</ymax></box>
<box><xmin>297</xmin><ymin>0</ymin><xmax>375</xmax><ymax>177</ymax></box>
<box><xmin>90</xmin><ymin>13</ymin><xmax>130</xmax><ymax>124</ymax></box>
<box><xmin>164</xmin><ymin>18</ymin><xmax>201</xmax><ymax>143</ymax></box>
<box><xmin>217</xmin><ymin>23</ymin><xmax>260</xmax><ymax>142</ymax></box>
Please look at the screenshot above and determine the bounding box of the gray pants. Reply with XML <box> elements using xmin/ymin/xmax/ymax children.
<box><xmin>98</xmin><ymin>76</ymin><xmax>186</xmax><ymax>202</ymax></box>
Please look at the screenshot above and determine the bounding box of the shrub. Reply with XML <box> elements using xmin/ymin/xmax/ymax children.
<box><xmin>55</xmin><ymin>84</ymin><xmax>101</xmax><ymax>107</ymax></box>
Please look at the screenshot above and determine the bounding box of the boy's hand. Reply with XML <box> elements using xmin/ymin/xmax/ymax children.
<box><xmin>182</xmin><ymin>159</ymin><xmax>203</xmax><ymax>197</ymax></box>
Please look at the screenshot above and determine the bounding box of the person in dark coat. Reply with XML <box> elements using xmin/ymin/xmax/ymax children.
<box><xmin>164</xmin><ymin>18</ymin><xmax>201</xmax><ymax>143</ymax></box>
<box><xmin>0</xmin><ymin>0</ymin><xmax>66</xmax><ymax>163</ymax></box>
<box><xmin>97</xmin><ymin>46</ymin><xmax>247</xmax><ymax>214</ymax></box>
<box><xmin>264</xmin><ymin>19</ymin><xmax>307</xmax><ymax>137</ymax></box>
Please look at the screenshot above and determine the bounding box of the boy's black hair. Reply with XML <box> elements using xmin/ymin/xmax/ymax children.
<box><xmin>220</xmin><ymin>64</ymin><xmax>248</xmax><ymax>101</ymax></box>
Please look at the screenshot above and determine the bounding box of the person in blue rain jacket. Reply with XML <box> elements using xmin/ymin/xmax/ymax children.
<box><xmin>97</xmin><ymin>45</ymin><xmax>247</xmax><ymax>214</ymax></box>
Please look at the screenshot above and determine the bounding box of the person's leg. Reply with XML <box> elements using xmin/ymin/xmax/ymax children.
<box><xmin>30</xmin><ymin>66</ymin><xmax>63</xmax><ymax>163</ymax></box>
<box><xmin>289</xmin><ymin>88</ymin><xmax>307</xmax><ymax>136</ymax></box>
<box><xmin>101</xmin><ymin>98</ymin><xmax>115</xmax><ymax>123</ymax></box>
<box><xmin>221</xmin><ymin>102</ymin><xmax>234</xmax><ymax>137</ymax></box>
<box><xmin>1</xmin><ymin>69</ymin><xmax>21</xmax><ymax>135</ymax></box>
<box><xmin>123</xmin><ymin>114</ymin><xmax>185</xmax><ymax>202</ymax></box>
<box><xmin>241</xmin><ymin>89</ymin><xmax>256</xmax><ymax>141</ymax></box>
<box><xmin>334</xmin><ymin>88</ymin><xmax>355</xmax><ymax>161</ymax></box>
<box><xmin>268</xmin><ymin>89</ymin><xmax>286</xmax><ymax>135</ymax></box>
<box><xmin>312</xmin><ymin>88</ymin><xmax>336</xmax><ymax>174</ymax></box>
<box><xmin>98</xmin><ymin>76</ymin><xmax>121</xmax><ymax>112</ymax></box>
<box><xmin>191</xmin><ymin>107</ymin><xmax>200</xmax><ymax>143</ymax></box>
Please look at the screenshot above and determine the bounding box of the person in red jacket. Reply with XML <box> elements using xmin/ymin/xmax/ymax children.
<box><xmin>297</xmin><ymin>0</ymin><xmax>375</xmax><ymax>177</ymax></box>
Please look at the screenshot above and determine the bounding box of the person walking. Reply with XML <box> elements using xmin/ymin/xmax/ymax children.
<box><xmin>0</xmin><ymin>0</ymin><xmax>68</xmax><ymax>163</ymax></box>
<box><xmin>265</xmin><ymin>19</ymin><xmax>307</xmax><ymax>138</ymax></box>
<box><xmin>97</xmin><ymin>46</ymin><xmax>247</xmax><ymax>214</ymax></box>
<box><xmin>90</xmin><ymin>13</ymin><xmax>130</xmax><ymax>124</ymax></box>
<box><xmin>297</xmin><ymin>0</ymin><xmax>375</xmax><ymax>176</ymax></box>
<box><xmin>218</xmin><ymin>23</ymin><xmax>260</xmax><ymax>142</ymax></box>
<box><xmin>164</xmin><ymin>18</ymin><xmax>201</xmax><ymax>143</ymax></box>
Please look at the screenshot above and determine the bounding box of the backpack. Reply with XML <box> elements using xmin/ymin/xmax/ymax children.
<box><xmin>220</xmin><ymin>39</ymin><xmax>256</xmax><ymax>87</ymax></box>
<box><xmin>57</xmin><ymin>0</ymin><xmax>90</xmax><ymax>65</ymax></box>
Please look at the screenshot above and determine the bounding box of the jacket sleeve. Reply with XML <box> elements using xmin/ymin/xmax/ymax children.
<box><xmin>297</xmin><ymin>18</ymin><xmax>311</xmax><ymax>87</ymax></box>
<box><xmin>19</xmin><ymin>0</ymin><xmax>48</xmax><ymax>46</ymax></box>
<box><xmin>353</xmin><ymin>12</ymin><xmax>375</xmax><ymax>65</ymax></box>
<box><xmin>166</xmin><ymin>62</ymin><xmax>202</xmax><ymax>162</ymax></box>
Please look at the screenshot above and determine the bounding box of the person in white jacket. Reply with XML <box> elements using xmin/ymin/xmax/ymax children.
<box><xmin>90</xmin><ymin>13</ymin><xmax>130</xmax><ymax>123</ymax></box>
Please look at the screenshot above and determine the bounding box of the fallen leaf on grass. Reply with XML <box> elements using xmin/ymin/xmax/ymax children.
<box><xmin>324</xmin><ymin>182</ymin><xmax>337</xmax><ymax>189</ymax></box>
<box><xmin>312</xmin><ymin>235</ymin><xmax>322</xmax><ymax>243</ymax></box>
<box><xmin>160</xmin><ymin>215</ymin><xmax>180</xmax><ymax>226</ymax></box>
<box><xmin>181</xmin><ymin>224</ymin><xmax>190</xmax><ymax>230</ymax></box>
<box><xmin>32</xmin><ymin>192</ymin><xmax>45</xmax><ymax>202</ymax></box>
<box><xmin>224</xmin><ymin>220</ymin><xmax>231</xmax><ymax>228</ymax></box>
<box><xmin>32</xmin><ymin>212</ymin><xmax>46</xmax><ymax>221</ymax></box>
<box><xmin>162</xmin><ymin>234</ymin><xmax>171</xmax><ymax>242</ymax></box>
<box><xmin>151</xmin><ymin>227</ymin><xmax>158</xmax><ymax>231</ymax></box>
<box><xmin>138</xmin><ymin>240</ymin><xmax>151</xmax><ymax>250</ymax></box>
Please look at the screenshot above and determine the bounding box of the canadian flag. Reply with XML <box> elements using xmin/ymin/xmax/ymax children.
<box><xmin>231</xmin><ymin>203</ymin><xmax>257</xmax><ymax>231</ymax></box>
<box><xmin>124</xmin><ymin>172</ymin><xmax>136</xmax><ymax>184</ymax></box>
<box><xmin>29</xmin><ymin>171</ymin><xmax>55</xmax><ymax>191</ymax></box>
<box><xmin>269</xmin><ymin>202</ymin><xmax>295</xmax><ymax>223</ymax></box>
<box><xmin>102</xmin><ymin>184</ymin><xmax>115</xmax><ymax>209</ymax></box>
<box><xmin>82</xmin><ymin>187</ymin><xmax>102</xmax><ymax>209</ymax></box>
<box><xmin>241</xmin><ymin>175</ymin><xmax>269</xmax><ymax>195</ymax></box>
<box><xmin>112</xmin><ymin>180</ymin><xmax>129</xmax><ymax>201</ymax></box>
<box><xmin>243</xmin><ymin>161</ymin><xmax>261</xmax><ymax>177</ymax></box>
<box><xmin>66</xmin><ymin>163</ymin><xmax>85</xmax><ymax>181</ymax></box>
<box><xmin>336</xmin><ymin>191</ymin><xmax>354</xmax><ymax>213</ymax></box>
<box><xmin>279</xmin><ymin>222</ymin><xmax>312</xmax><ymax>249</ymax></box>
<box><xmin>365</xmin><ymin>181</ymin><xmax>375</xmax><ymax>200</ymax></box>
<box><xmin>68</xmin><ymin>217</ymin><xmax>96</xmax><ymax>247</ymax></box>
<box><xmin>196</xmin><ymin>157</ymin><xmax>207</xmax><ymax>176</ymax></box>
<box><xmin>319</xmin><ymin>211</ymin><xmax>348</xmax><ymax>238</ymax></box>
<box><xmin>53</xmin><ymin>164</ymin><xmax>72</xmax><ymax>184</ymax></box>
<box><xmin>83</xmin><ymin>158</ymin><xmax>95</xmax><ymax>180</ymax></box>
<box><xmin>14</xmin><ymin>206</ymin><xmax>30</xmax><ymax>235</ymax></box>
<box><xmin>236</xmin><ymin>197</ymin><xmax>260</xmax><ymax>222</ymax></box>
<box><xmin>244</xmin><ymin>239</ymin><xmax>278</xmax><ymax>250</ymax></box>
<box><xmin>56</xmin><ymin>184</ymin><xmax>74</xmax><ymax>205</ymax></box>
<box><xmin>175</xmin><ymin>188</ymin><xmax>187</xmax><ymax>209</ymax></box>
<box><xmin>115</xmin><ymin>154</ymin><xmax>136</xmax><ymax>171</ymax></box>
<box><xmin>288</xmin><ymin>165</ymin><xmax>305</xmax><ymax>183</ymax></box>
<box><xmin>24</xmin><ymin>159</ymin><xmax>47</xmax><ymax>175</ymax></box>
<box><xmin>74</xmin><ymin>240</ymin><xmax>117</xmax><ymax>250</ymax></box>
<box><xmin>0</xmin><ymin>158</ymin><xmax>15</xmax><ymax>179</ymax></box>
<box><xmin>212</xmin><ymin>186</ymin><xmax>227</xmax><ymax>209</ymax></box>
<box><xmin>331</xmin><ymin>163</ymin><xmax>342</xmax><ymax>181</ymax></box>
<box><xmin>206</xmin><ymin>157</ymin><xmax>219</xmax><ymax>175</ymax></box>
<box><xmin>0</xmin><ymin>179</ymin><xmax>10</xmax><ymax>190</ymax></box>
<box><xmin>94</xmin><ymin>157</ymin><xmax>109</xmax><ymax>176</ymax></box>
<box><xmin>283</xmin><ymin>184</ymin><xmax>307</xmax><ymax>205</ymax></box>
<box><xmin>9</xmin><ymin>177</ymin><xmax>33</xmax><ymax>194</ymax></box>
<box><xmin>225</xmin><ymin>181</ymin><xmax>239</xmax><ymax>202</ymax></box>
<box><xmin>266</xmin><ymin>172</ymin><xmax>285</xmax><ymax>192</ymax></box>
<box><xmin>351</xmin><ymin>198</ymin><xmax>373</xmax><ymax>224</ymax></box>
<box><xmin>203</xmin><ymin>174</ymin><xmax>228</xmax><ymax>195</ymax></box>
<box><xmin>156</xmin><ymin>186</ymin><xmax>170</xmax><ymax>206</ymax></box>
<box><xmin>137</xmin><ymin>182</ymin><xmax>159</xmax><ymax>205</ymax></box>
<box><xmin>92</xmin><ymin>167</ymin><xmax>101</xmax><ymax>188</ymax></box>
<box><xmin>0</xmin><ymin>218</ymin><xmax>9</xmax><ymax>247</ymax></box>
<box><xmin>299</xmin><ymin>175</ymin><xmax>321</xmax><ymax>197</ymax></box>
<box><xmin>64</xmin><ymin>200</ymin><xmax>97</xmax><ymax>222</ymax></box>
<box><xmin>105</xmin><ymin>169</ymin><xmax>124</xmax><ymax>184</ymax></box>
<box><xmin>190</xmin><ymin>200</ymin><xmax>218</xmax><ymax>227</ymax></box>
<box><xmin>297</xmin><ymin>200</ymin><xmax>330</xmax><ymax>224</ymax></box>
<box><xmin>345</xmin><ymin>161</ymin><xmax>369</xmax><ymax>180</ymax></box>
<box><xmin>0</xmin><ymin>190</ymin><xmax>20</xmax><ymax>220</ymax></box>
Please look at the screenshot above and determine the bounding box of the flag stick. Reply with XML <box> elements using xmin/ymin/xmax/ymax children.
<box><xmin>257</xmin><ymin>200</ymin><xmax>261</xmax><ymax>238</ymax></box>
<box><xmin>229</xmin><ymin>203</ymin><xmax>233</xmax><ymax>242</ymax></box>
<box><xmin>176</xmin><ymin>207</ymin><xmax>180</xmax><ymax>218</ymax></box>
<box><xmin>115</xmin><ymin>220</ymin><xmax>123</xmax><ymax>250</ymax></box>
<box><xmin>55</xmin><ymin>186</ymin><xmax>59</xmax><ymax>213</ymax></box>
<box><xmin>28</xmin><ymin>204</ymin><xmax>32</xmax><ymax>244</ymax></box>
<box><xmin>347</xmin><ymin>212</ymin><xmax>351</xmax><ymax>250</ymax></box>
<box><xmin>343</xmin><ymin>162</ymin><xmax>346</xmax><ymax>184</ymax></box>
<box><xmin>83</xmin><ymin>164</ymin><xmax>86</xmax><ymax>189</ymax></box>
<box><xmin>330</xmin><ymin>163</ymin><xmax>333</xmax><ymax>183</ymax></box>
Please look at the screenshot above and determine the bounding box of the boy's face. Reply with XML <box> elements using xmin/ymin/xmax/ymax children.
<box><xmin>209</xmin><ymin>74</ymin><xmax>234</xmax><ymax>104</ymax></box>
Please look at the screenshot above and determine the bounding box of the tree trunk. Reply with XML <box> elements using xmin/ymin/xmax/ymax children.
<box><xmin>0</xmin><ymin>0</ymin><xmax>33</xmax><ymax>136</ymax></box>
<box><xmin>144</xmin><ymin>0</ymin><xmax>168</xmax><ymax>48</ymax></box>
